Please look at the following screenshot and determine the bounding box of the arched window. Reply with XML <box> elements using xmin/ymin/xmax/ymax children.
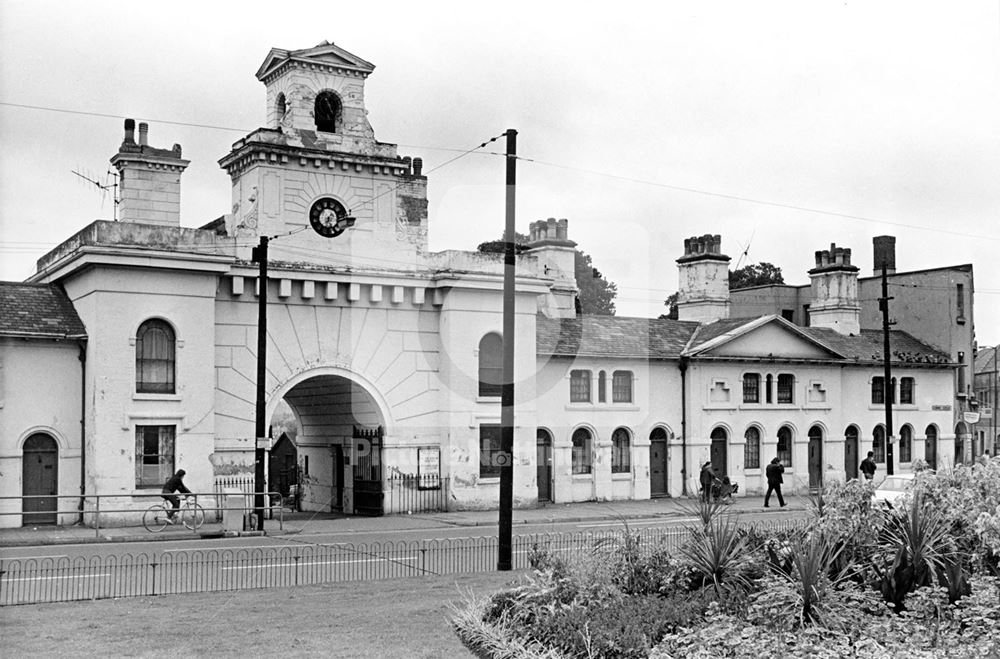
<box><xmin>744</xmin><ymin>427</ymin><xmax>761</xmax><ymax>469</ymax></box>
<box><xmin>478</xmin><ymin>334</ymin><xmax>503</xmax><ymax>397</ymax></box>
<box><xmin>315</xmin><ymin>91</ymin><xmax>342</xmax><ymax>132</ymax></box>
<box><xmin>572</xmin><ymin>428</ymin><xmax>592</xmax><ymax>475</ymax></box>
<box><xmin>598</xmin><ymin>370</ymin><xmax>607</xmax><ymax>403</ymax></box>
<box><xmin>899</xmin><ymin>425</ymin><xmax>913</xmax><ymax>462</ymax></box>
<box><xmin>776</xmin><ymin>426</ymin><xmax>792</xmax><ymax>467</ymax></box>
<box><xmin>136</xmin><ymin>319</ymin><xmax>175</xmax><ymax>394</ymax></box>
<box><xmin>925</xmin><ymin>424</ymin><xmax>938</xmax><ymax>469</ymax></box>
<box><xmin>611</xmin><ymin>428</ymin><xmax>631</xmax><ymax>473</ymax></box>
<box><xmin>276</xmin><ymin>92</ymin><xmax>287</xmax><ymax>120</ymax></box>
<box><xmin>873</xmin><ymin>425</ymin><xmax>886</xmax><ymax>463</ymax></box>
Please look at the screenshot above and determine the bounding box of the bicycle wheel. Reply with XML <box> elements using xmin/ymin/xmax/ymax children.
<box><xmin>143</xmin><ymin>504</ymin><xmax>169</xmax><ymax>533</ymax></box>
<box><xmin>181</xmin><ymin>503</ymin><xmax>205</xmax><ymax>530</ymax></box>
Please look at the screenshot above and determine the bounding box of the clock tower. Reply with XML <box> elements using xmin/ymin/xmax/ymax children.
<box><xmin>218</xmin><ymin>42</ymin><xmax>428</xmax><ymax>268</ymax></box>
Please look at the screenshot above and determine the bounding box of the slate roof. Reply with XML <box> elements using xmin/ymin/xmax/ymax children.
<box><xmin>801</xmin><ymin>327</ymin><xmax>952</xmax><ymax>365</ymax></box>
<box><xmin>537</xmin><ymin>313</ymin><xmax>951</xmax><ymax>366</ymax></box>
<box><xmin>536</xmin><ymin>316</ymin><xmax>700</xmax><ymax>359</ymax></box>
<box><xmin>0</xmin><ymin>282</ymin><xmax>87</xmax><ymax>340</ymax></box>
<box><xmin>975</xmin><ymin>345</ymin><xmax>998</xmax><ymax>374</ymax></box>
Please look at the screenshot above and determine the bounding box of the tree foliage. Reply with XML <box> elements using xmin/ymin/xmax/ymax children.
<box><xmin>477</xmin><ymin>234</ymin><xmax>617</xmax><ymax>316</ymax></box>
<box><xmin>728</xmin><ymin>262</ymin><xmax>784</xmax><ymax>289</ymax></box>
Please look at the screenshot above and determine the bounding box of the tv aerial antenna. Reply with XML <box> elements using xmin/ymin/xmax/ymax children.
<box><xmin>734</xmin><ymin>228</ymin><xmax>756</xmax><ymax>271</ymax></box>
<box><xmin>72</xmin><ymin>168</ymin><xmax>120</xmax><ymax>221</ymax></box>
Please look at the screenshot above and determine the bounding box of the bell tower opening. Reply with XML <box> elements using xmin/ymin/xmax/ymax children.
<box><xmin>315</xmin><ymin>91</ymin><xmax>342</xmax><ymax>133</ymax></box>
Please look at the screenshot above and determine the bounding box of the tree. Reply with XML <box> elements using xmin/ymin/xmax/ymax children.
<box><xmin>661</xmin><ymin>262</ymin><xmax>784</xmax><ymax>318</ymax></box>
<box><xmin>729</xmin><ymin>262</ymin><xmax>784</xmax><ymax>290</ymax></box>
<box><xmin>477</xmin><ymin>233</ymin><xmax>617</xmax><ymax>316</ymax></box>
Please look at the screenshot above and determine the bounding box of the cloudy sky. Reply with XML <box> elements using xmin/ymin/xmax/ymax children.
<box><xmin>2</xmin><ymin>1</ymin><xmax>998</xmax><ymax>345</ymax></box>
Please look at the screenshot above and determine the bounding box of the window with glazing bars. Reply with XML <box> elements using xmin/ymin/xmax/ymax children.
<box><xmin>777</xmin><ymin>374</ymin><xmax>794</xmax><ymax>404</ymax></box>
<box><xmin>743</xmin><ymin>373</ymin><xmax>760</xmax><ymax>404</ymax></box>
<box><xmin>570</xmin><ymin>370</ymin><xmax>591</xmax><ymax>402</ymax></box>
<box><xmin>136</xmin><ymin>319</ymin><xmax>176</xmax><ymax>394</ymax></box>
<box><xmin>611</xmin><ymin>428</ymin><xmax>630</xmax><ymax>473</ymax></box>
<box><xmin>612</xmin><ymin>371</ymin><xmax>633</xmax><ymax>403</ymax></box>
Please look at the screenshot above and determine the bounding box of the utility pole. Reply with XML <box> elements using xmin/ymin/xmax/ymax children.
<box><xmin>251</xmin><ymin>235</ymin><xmax>269</xmax><ymax>531</ymax></box>
<box><xmin>993</xmin><ymin>345</ymin><xmax>997</xmax><ymax>456</ymax></box>
<box><xmin>497</xmin><ymin>128</ymin><xmax>517</xmax><ymax>571</ymax></box>
<box><xmin>879</xmin><ymin>263</ymin><xmax>895</xmax><ymax>476</ymax></box>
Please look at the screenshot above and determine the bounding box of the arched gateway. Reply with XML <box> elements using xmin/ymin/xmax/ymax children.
<box><xmin>271</xmin><ymin>369</ymin><xmax>390</xmax><ymax>515</ymax></box>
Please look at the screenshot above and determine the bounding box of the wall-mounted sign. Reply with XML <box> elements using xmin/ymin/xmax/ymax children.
<box><xmin>963</xmin><ymin>412</ymin><xmax>981</xmax><ymax>424</ymax></box>
<box><xmin>931</xmin><ymin>405</ymin><xmax>952</xmax><ymax>411</ymax></box>
<box><xmin>418</xmin><ymin>448</ymin><xmax>441</xmax><ymax>490</ymax></box>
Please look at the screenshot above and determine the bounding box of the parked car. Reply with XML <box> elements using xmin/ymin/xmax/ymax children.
<box><xmin>873</xmin><ymin>473</ymin><xmax>916</xmax><ymax>507</ymax></box>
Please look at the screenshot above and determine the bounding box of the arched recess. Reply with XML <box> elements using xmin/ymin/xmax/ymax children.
<box><xmin>807</xmin><ymin>425</ymin><xmax>823</xmax><ymax>488</ymax></box>
<box><xmin>536</xmin><ymin>428</ymin><xmax>553</xmax><ymax>502</ymax></box>
<box><xmin>269</xmin><ymin>367</ymin><xmax>391</xmax><ymax>515</ymax></box>
<box><xmin>925</xmin><ymin>424</ymin><xmax>938</xmax><ymax>469</ymax></box>
<box><xmin>898</xmin><ymin>424</ymin><xmax>914</xmax><ymax>463</ymax></box>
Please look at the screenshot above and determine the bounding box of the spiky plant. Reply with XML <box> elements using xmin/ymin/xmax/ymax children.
<box><xmin>677</xmin><ymin>515</ymin><xmax>754</xmax><ymax>603</ymax></box>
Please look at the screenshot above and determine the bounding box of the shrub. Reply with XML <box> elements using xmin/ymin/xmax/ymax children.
<box><xmin>677</xmin><ymin>515</ymin><xmax>756</xmax><ymax>603</ymax></box>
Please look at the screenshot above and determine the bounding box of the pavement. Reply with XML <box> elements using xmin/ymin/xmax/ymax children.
<box><xmin>0</xmin><ymin>494</ymin><xmax>809</xmax><ymax>548</ymax></box>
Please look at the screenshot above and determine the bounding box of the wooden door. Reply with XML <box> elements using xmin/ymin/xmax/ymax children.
<box><xmin>926</xmin><ymin>434</ymin><xmax>937</xmax><ymax>470</ymax></box>
<box><xmin>536</xmin><ymin>431</ymin><xmax>552</xmax><ymax>502</ymax></box>
<box><xmin>23</xmin><ymin>434</ymin><xmax>58</xmax><ymax>525</ymax></box>
<box><xmin>844</xmin><ymin>428</ymin><xmax>858</xmax><ymax>480</ymax></box>
<box><xmin>710</xmin><ymin>437</ymin><xmax>727</xmax><ymax>477</ymax></box>
<box><xmin>649</xmin><ymin>439</ymin><xmax>668</xmax><ymax>496</ymax></box>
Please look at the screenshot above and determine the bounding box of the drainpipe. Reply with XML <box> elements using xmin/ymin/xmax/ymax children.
<box><xmin>77</xmin><ymin>340</ymin><xmax>87</xmax><ymax>524</ymax></box>
<box><xmin>679</xmin><ymin>355</ymin><xmax>689</xmax><ymax>496</ymax></box>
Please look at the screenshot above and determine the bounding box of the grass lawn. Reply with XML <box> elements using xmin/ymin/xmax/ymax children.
<box><xmin>0</xmin><ymin>571</ymin><xmax>525</xmax><ymax>658</ymax></box>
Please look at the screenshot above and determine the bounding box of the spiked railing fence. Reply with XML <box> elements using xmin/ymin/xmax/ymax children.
<box><xmin>0</xmin><ymin>519</ymin><xmax>804</xmax><ymax>606</ymax></box>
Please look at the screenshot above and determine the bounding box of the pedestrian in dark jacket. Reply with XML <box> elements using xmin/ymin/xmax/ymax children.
<box><xmin>860</xmin><ymin>451</ymin><xmax>877</xmax><ymax>480</ymax></box>
<box><xmin>161</xmin><ymin>469</ymin><xmax>191</xmax><ymax>520</ymax></box>
<box><xmin>699</xmin><ymin>462</ymin><xmax>714</xmax><ymax>502</ymax></box>
<box><xmin>764</xmin><ymin>457</ymin><xmax>786</xmax><ymax>508</ymax></box>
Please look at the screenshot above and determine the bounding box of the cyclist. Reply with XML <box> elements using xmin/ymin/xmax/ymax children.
<box><xmin>161</xmin><ymin>469</ymin><xmax>191</xmax><ymax>523</ymax></box>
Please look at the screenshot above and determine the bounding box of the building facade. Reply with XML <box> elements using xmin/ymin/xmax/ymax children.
<box><xmin>0</xmin><ymin>42</ymin><xmax>961</xmax><ymax>527</ymax></box>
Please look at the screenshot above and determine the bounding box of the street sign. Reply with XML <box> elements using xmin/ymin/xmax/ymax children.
<box><xmin>256</xmin><ymin>437</ymin><xmax>271</xmax><ymax>450</ymax></box>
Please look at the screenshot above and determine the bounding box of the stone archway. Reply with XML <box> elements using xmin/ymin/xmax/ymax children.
<box><xmin>276</xmin><ymin>372</ymin><xmax>388</xmax><ymax>515</ymax></box>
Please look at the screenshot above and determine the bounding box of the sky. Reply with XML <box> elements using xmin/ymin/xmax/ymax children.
<box><xmin>2</xmin><ymin>0</ymin><xmax>998</xmax><ymax>345</ymax></box>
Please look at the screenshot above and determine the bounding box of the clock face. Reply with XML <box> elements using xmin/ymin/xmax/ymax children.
<box><xmin>309</xmin><ymin>197</ymin><xmax>348</xmax><ymax>237</ymax></box>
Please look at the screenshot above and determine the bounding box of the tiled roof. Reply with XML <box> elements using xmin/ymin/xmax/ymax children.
<box><xmin>975</xmin><ymin>345</ymin><xmax>997</xmax><ymax>374</ymax></box>
<box><xmin>801</xmin><ymin>327</ymin><xmax>951</xmax><ymax>364</ymax></box>
<box><xmin>0</xmin><ymin>282</ymin><xmax>87</xmax><ymax>339</ymax></box>
<box><xmin>537</xmin><ymin>315</ymin><xmax>700</xmax><ymax>359</ymax></box>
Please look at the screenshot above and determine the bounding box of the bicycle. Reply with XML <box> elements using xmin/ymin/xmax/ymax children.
<box><xmin>143</xmin><ymin>496</ymin><xmax>205</xmax><ymax>532</ymax></box>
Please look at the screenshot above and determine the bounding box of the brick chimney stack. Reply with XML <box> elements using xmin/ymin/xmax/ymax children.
<box><xmin>110</xmin><ymin>118</ymin><xmax>189</xmax><ymax>227</ymax></box>
<box><xmin>525</xmin><ymin>218</ymin><xmax>578</xmax><ymax>319</ymax></box>
<box><xmin>676</xmin><ymin>234</ymin><xmax>731</xmax><ymax>322</ymax></box>
<box><xmin>808</xmin><ymin>243</ymin><xmax>860</xmax><ymax>335</ymax></box>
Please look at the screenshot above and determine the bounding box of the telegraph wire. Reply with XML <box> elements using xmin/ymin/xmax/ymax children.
<box><xmin>4</xmin><ymin>99</ymin><xmax>1000</xmax><ymax>244</ymax></box>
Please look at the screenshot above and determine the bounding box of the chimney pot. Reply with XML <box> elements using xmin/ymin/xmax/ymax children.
<box><xmin>412</xmin><ymin>157</ymin><xmax>423</xmax><ymax>177</ymax></box>
<box><xmin>123</xmin><ymin>118</ymin><xmax>135</xmax><ymax>144</ymax></box>
<box><xmin>138</xmin><ymin>122</ymin><xmax>149</xmax><ymax>146</ymax></box>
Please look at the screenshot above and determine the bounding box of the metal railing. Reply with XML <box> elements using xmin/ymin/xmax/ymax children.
<box><xmin>0</xmin><ymin>519</ymin><xmax>804</xmax><ymax>606</ymax></box>
<box><xmin>0</xmin><ymin>492</ymin><xmax>285</xmax><ymax>537</ymax></box>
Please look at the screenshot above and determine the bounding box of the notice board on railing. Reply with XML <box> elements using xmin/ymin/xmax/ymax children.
<box><xmin>417</xmin><ymin>447</ymin><xmax>441</xmax><ymax>490</ymax></box>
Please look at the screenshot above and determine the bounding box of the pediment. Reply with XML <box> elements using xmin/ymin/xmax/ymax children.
<box><xmin>256</xmin><ymin>42</ymin><xmax>375</xmax><ymax>81</ymax></box>
<box><xmin>688</xmin><ymin>316</ymin><xmax>845</xmax><ymax>360</ymax></box>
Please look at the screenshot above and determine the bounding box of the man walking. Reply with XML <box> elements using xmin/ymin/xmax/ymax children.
<box><xmin>860</xmin><ymin>451</ymin><xmax>877</xmax><ymax>481</ymax></box>
<box><xmin>764</xmin><ymin>457</ymin><xmax>786</xmax><ymax>508</ymax></box>
<box><xmin>699</xmin><ymin>461</ymin><xmax>714</xmax><ymax>502</ymax></box>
